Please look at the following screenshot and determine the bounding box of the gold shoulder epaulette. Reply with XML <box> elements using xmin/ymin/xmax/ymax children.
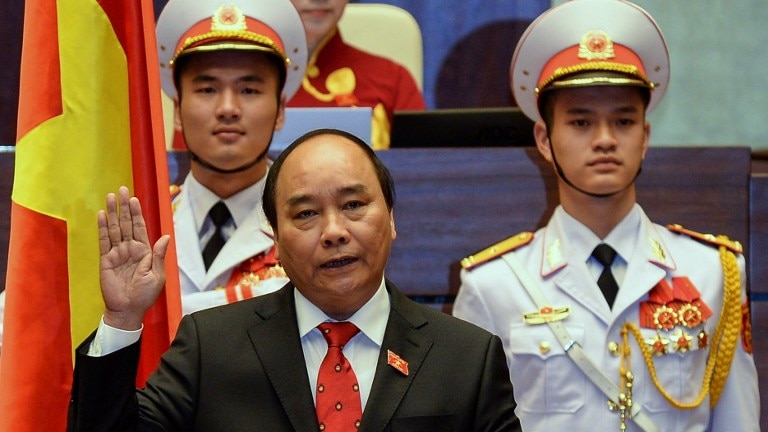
<box><xmin>169</xmin><ymin>184</ymin><xmax>181</xmax><ymax>200</ymax></box>
<box><xmin>666</xmin><ymin>224</ymin><xmax>742</xmax><ymax>254</ymax></box>
<box><xmin>461</xmin><ymin>232</ymin><xmax>534</xmax><ymax>270</ymax></box>
<box><xmin>169</xmin><ymin>184</ymin><xmax>182</xmax><ymax>213</ymax></box>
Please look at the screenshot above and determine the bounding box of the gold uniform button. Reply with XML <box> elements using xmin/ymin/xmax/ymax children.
<box><xmin>608</xmin><ymin>341</ymin><xmax>619</xmax><ymax>355</ymax></box>
<box><xmin>539</xmin><ymin>341</ymin><xmax>551</xmax><ymax>354</ymax></box>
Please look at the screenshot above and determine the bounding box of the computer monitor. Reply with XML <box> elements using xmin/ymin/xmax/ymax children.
<box><xmin>389</xmin><ymin>107</ymin><xmax>535</xmax><ymax>148</ymax></box>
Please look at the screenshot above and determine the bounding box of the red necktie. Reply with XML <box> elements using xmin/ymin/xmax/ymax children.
<box><xmin>316</xmin><ymin>322</ymin><xmax>362</xmax><ymax>431</ymax></box>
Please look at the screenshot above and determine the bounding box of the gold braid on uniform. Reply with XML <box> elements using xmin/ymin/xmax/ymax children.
<box><xmin>708</xmin><ymin>245</ymin><xmax>741</xmax><ymax>407</ymax></box>
<box><xmin>619</xmin><ymin>241</ymin><xmax>741</xmax><ymax>411</ymax></box>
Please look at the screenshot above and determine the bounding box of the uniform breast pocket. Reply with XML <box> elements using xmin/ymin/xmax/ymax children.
<box><xmin>507</xmin><ymin>323</ymin><xmax>586</xmax><ymax>414</ymax></box>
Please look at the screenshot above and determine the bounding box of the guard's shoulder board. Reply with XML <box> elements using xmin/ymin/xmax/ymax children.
<box><xmin>169</xmin><ymin>184</ymin><xmax>183</xmax><ymax>213</ymax></box>
<box><xmin>169</xmin><ymin>184</ymin><xmax>182</xmax><ymax>200</ymax></box>
<box><xmin>666</xmin><ymin>224</ymin><xmax>742</xmax><ymax>254</ymax></box>
<box><xmin>461</xmin><ymin>232</ymin><xmax>534</xmax><ymax>270</ymax></box>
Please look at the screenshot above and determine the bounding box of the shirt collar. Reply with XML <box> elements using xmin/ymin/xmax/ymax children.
<box><xmin>552</xmin><ymin>203</ymin><xmax>642</xmax><ymax>266</ymax></box>
<box><xmin>188</xmin><ymin>169</ymin><xmax>268</xmax><ymax>235</ymax></box>
<box><xmin>295</xmin><ymin>278</ymin><xmax>389</xmax><ymax>347</ymax></box>
<box><xmin>601</xmin><ymin>203</ymin><xmax>642</xmax><ymax>264</ymax></box>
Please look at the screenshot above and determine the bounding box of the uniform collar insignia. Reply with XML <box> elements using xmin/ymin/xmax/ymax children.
<box><xmin>650</xmin><ymin>237</ymin><xmax>666</xmax><ymax>261</ymax></box>
<box><xmin>211</xmin><ymin>5</ymin><xmax>247</xmax><ymax>31</ymax></box>
<box><xmin>546</xmin><ymin>238</ymin><xmax>562</xmax><ymax>269</ymax></box>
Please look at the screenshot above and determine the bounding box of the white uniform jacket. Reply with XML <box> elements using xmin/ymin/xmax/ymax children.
<box><xmin>173</xmin><ymin>174</ymin><xmax>287</xmax><ymax>315</ymax></box>
<box><xmin>454</xmin><ymin>205</ymin><xmax>759</xmax><ymax>432</ymax></box>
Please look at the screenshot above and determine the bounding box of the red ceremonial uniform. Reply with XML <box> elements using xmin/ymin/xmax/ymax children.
<box><xmin>287</xmin><ymin>28</ymin><xmax>425</xmax><ymax>149</ymax></box>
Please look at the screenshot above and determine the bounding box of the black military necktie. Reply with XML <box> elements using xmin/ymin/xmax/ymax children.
<box><xmin>592</xmin><ymin>243</ymin><xmax>619</xmax><ymax>309</ymax></box>
<box><xmin>202</xmin><ymin>201</ymin><xmax>231</xmax><ymax>271</ymax></box>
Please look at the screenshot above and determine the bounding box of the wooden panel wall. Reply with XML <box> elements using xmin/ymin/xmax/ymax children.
<box><xmin>166</xmin><ymin>146</ymin><xmax>754</xmax><ymax>303</ymax></box>
<box><xmin>751</xmin><ymin>174</ymin><xmax>768</xmax><ymax>295</ymax></box>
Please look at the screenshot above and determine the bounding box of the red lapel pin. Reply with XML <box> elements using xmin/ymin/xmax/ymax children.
<box><xmin>387</xmin><ymin>350</ymin><xmax>409</xmax><ymax>376</ymax></box>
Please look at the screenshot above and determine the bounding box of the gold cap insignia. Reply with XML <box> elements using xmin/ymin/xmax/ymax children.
<box><xmin>578</xmin><ymin>30</ymin><xmax>615</xmax><ymax>60</ymax></box>
<box><xmin>212</xmin><ymin>5</ymin><xmax>246</xmax><ymax>31</ymax></box>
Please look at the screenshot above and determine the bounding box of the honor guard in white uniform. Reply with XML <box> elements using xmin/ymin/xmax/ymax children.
<box><xmin>156</xmin><ymin>0</ymin><xmax>307</xmax><ymax>314</ymax></box>
<box><xmin>453</xmin><ymin>1</ymin><xmax>760</xmax><ymax>430</ymax></box>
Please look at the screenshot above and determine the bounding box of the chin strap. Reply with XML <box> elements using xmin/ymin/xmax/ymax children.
<box><xmin>179</xmin><ymin>99</ymin><xmax>280</xmax><ymax>173</ymax></box>
<box><xmin>187</xmin><ymin>149</ymin><xmax>267</xmax><ymax>174</ymax></box>
<box><xmin>183</xmin><ymin>125</ymin><xmax>274</xmax><ymax>174</ymax></box>
<box><xmin>549</xmin><ymin>140</ymin><xmax>641</xmax><ymax>198</ymax></box>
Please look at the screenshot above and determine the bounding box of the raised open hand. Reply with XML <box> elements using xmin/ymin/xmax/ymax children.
<box><xmin>98</xmin><ymin>186</ymin><xmax>170</xmax><ymax>330</ymax></box>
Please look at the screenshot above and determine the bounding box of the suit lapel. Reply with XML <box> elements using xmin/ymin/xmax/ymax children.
<box><xmin>247</xmin><ymin>285</ymin><xmax>318</xmax><ymax>431</ymax></box>
<box><xmin>360</xmin><ymin>283</ymin><xmax>433</xmax><ymax>432</ymax></box>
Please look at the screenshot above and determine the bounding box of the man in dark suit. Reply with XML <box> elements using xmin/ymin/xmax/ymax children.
<box><xmin>67</xmin><ymin>128</ymin><xmax>520</xmax><ymax>431</ymax></box>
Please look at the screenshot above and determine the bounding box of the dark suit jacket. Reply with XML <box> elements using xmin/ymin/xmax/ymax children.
<box><xmin>68</xmin><ymin>281</ymin><xmax>520</xmax><ymax>431</ymax></box>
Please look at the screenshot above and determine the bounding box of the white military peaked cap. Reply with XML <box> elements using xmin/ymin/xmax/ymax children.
<box><xmin>510</xmin><ymin>0</ymin><xmax>670</xmax><ymax>121</ymax></box>
<box><xmin>157</xmin><ymin>0</ymin><xmax>307</xmax><ymax>99</ymax></box>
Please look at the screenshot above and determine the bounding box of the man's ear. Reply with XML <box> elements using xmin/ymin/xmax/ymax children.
<box><xmin>641</xmin><ymin>120</ymin><xmax>651</xmax><ymax>160</ymax></box>
<box><xmin>389</xmin><ymin>210</ymin><xmax>397</xmax><ymax>240</ymax></box>
<box><xmin>533</xmin><ymin>121</ymin><xmax>553</xmax><ymax>163</ymax></box>
<box><xmin>173</xmin><ymin>96</ymin><xmax>182</xmax><ymax>132</ymax></box>
<box><xmin>274</xmin><ymin>94</ymin><xmax>287</xmax><ymax>131</ymax></box>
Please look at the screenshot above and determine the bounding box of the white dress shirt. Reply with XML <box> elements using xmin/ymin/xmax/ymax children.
<box><xmin>295</xmin><ymin>279</ymin><xmax>389</xmax><ymax>409</ymax></box>
<box><xmin>186</xmin><ymin>173</ymin><xmax>267</xmax><ymax>250</ymax></box>
<box><xmin>556</xmin><ymin>204</ymin><xmax>643</xmax><ymax>288</ymax></box>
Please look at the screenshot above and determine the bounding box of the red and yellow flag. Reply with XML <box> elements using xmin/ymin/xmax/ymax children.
<box><xmin>0</xmin><ymin>1</ymin><xmax>181</xmax><ymax>430</ymax></box>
